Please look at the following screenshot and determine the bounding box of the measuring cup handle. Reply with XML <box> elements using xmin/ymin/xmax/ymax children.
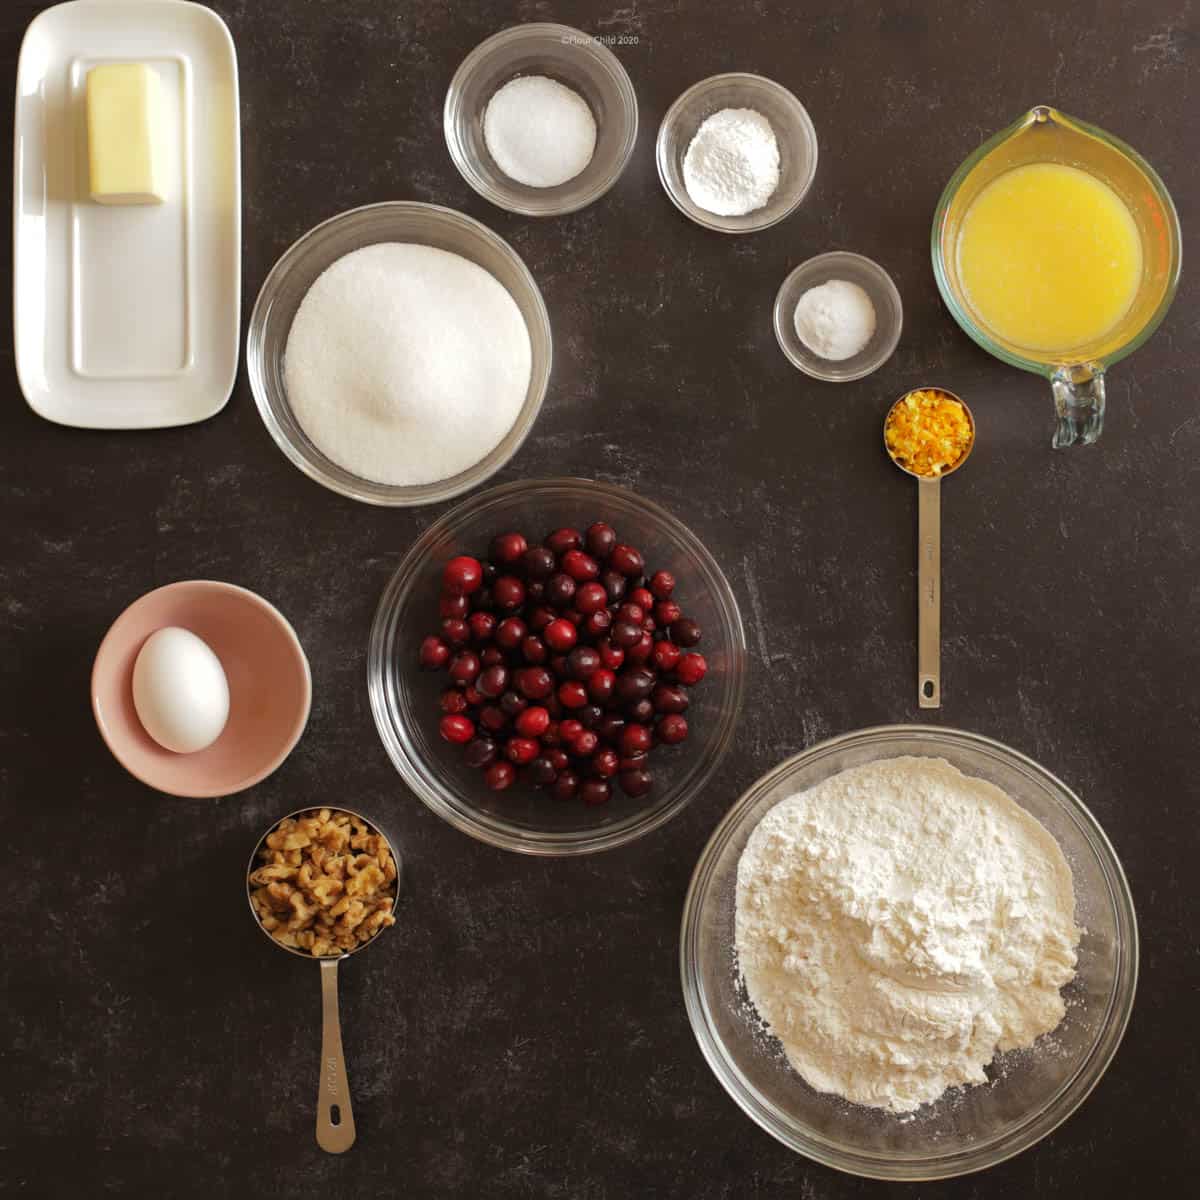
<box><xmin>316</xmin><ymin>958</ymin><xmax>355</xmax><ymax>1153</ymax></box>
<box><xmin>1051</xmin><ymin>366</ymin><xmax>1106</xmax><ymax>448</ymax></box>
<box><xmin>917</xmin><ymin>478</ymin><xmax>942</xmax><ymax>708</ymax></box>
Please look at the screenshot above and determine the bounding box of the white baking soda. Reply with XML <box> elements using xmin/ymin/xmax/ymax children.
<box><xmin>283</xmin><ymin>243</ymin><xmax>532</xmax><ymax>487</ymax></box>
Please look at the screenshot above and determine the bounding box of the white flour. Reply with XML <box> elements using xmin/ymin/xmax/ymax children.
<box><xmin>682</xmin><ymin>108</ymin><xmax>780</xmax><ymax>217</ymax></box>
<box><xmin>284</xmin><ymin>243</ymin><xmax>531</xmax><ymax>487</ymax></box>
<box><xmin>735</xmin><ymin>757</ymin><xmax>1080</xmax><ymax>1114</ymax></box>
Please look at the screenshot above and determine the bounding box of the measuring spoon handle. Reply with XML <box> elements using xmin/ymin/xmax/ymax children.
<box><xmin>917</xmin><ymin>477</ymin><xmax>941</xmax><ymax>708</ymax></box>
<box><xmin>316</xmin><ymin>958</ymin><xmax>356</xmax><ymax>1153</ymax></box>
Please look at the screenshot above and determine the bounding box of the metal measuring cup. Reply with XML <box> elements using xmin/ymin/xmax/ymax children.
<box><xmin>246</xmin><ymin>805</ymin><xmax>401</xmax><ymax>1154</ymax></box>
<box><xmin>883</xmin><ymin>388</ymin><xmax>976</xmax><ymax>709</ymax></box>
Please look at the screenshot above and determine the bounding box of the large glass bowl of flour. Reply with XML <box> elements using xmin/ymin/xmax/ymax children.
<box><xmin>248</xmin><ymin>202</ymin><xmax>551</xmax><ymax>506</ymax></box>
<box><xmin>681</xmin><ymin>725</ymin><xmax>1137</xmax><ymax>1180</ymax></box>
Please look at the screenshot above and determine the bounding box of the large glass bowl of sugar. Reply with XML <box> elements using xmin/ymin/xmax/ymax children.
<box><xmin>248</xmin><ymin>201</ymin><xmax>552</xmax><ymax>505</ymax></box>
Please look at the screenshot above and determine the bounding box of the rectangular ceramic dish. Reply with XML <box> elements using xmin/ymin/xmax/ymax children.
<box><xmin>13</xmin><ymin>0</ymin><xmax>241</xmax><ymax>428</ymax></box>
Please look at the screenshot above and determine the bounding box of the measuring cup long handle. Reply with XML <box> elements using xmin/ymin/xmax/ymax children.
<box><xmin>917</xmin><ymin>478</ymin><xmax>941</xmax><ymax>709</ymax></box>
<box><xmin>316</xmin><ymin>958</ymin><xmax>355</xmax><ymax>1153</ymax></box>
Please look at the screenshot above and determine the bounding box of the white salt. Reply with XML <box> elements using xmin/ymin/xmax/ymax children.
<box><xmin>283</xmin><ymin>243</ymin><xmax>532</xmax><ymax>487</ymax></box>
<box><xmin>483</xmin><ymin>75</ymin><xmax>597</xmax><ymax>188</ymax></box>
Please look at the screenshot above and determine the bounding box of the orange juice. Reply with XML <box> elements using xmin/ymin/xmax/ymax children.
<box><xmin>956</xmin><ymin>162</ymin><xmax>1142</xmax><ymax>353</ymax></box>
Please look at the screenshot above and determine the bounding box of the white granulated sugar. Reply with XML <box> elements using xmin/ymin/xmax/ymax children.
<box><xmin>683</xmin><ymin>107</ymin><xmax>780</xmax><ymax>217</ymax></box>
<box><xmin>484</xmin><ymin>75</ymin><xmax>597</xmax><ymax>189</ymax></box>
<box><xmin>735</xmin><ymin>757</ymin><xmax>1080</xmax><ymax>1114</ymax></box>
<box><xmin>283</xmin><ymin>243</ymin><xmax>531</xmax><ymax>487</ymax></box>
<box><xmin>793</xmin><ymin>278</ymin><xmax>877</xmax><ymax>361</ymax></box>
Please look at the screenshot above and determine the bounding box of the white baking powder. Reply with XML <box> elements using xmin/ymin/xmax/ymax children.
<box><xmin>483</xmin><ymin>75</ymin><xmax>597</xmax><ymax>189</ymax></box>
<box><xmin>793</xmin><ymin>278</ymin><xmax>877</xmax><ymax>361</ymax></box>
<box><xmin>735</xmin><ymin>757</ymin><xmax>1079</xmax><ymax>1114</ymax></box>
<box><xmin>283</xmin><ymin>243</ymin><xmax>532</xmax><ymax>487</ymax></box>
<box><xmin>682</xmin><ymin>107</ymin><xmax>780</xmax><ymax>217</ymax></box>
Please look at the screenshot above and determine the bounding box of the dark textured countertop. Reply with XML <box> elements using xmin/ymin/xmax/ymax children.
<box><xmin>2</xmin><ymin>1</ymin><xmax>1196</xmax><ymax>1195</ymax></box>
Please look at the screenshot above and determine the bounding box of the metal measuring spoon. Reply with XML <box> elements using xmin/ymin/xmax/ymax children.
<box><xmin>247</xmin><ymin>806</ymin><xmax>401</xmax><ymax>1154</ymax></box>
<box><xmin>883</xmin><ymin>388</ymin><xmax>976</xmax><ymax>709</ymax></box>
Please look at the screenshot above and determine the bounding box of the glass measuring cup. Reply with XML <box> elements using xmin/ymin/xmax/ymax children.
<box><xmin>932</xmin><ymin>106</ymin><xmax>1181</xmax><ymax>447</ymax></box>
<box><xmin>247</xmin><ymin>806</ymin><xmax>401</xmax><ymax>1153</ymax></box>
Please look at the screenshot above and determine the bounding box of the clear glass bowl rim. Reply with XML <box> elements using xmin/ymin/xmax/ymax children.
<box><xmin>367</xmin><ymin>476</ymin><xmax>748</xmax><ymax>855</ymax></box>
<box><xmin>655</xmin><ymin>72</ymin><xmax>819</xmax><ymax>234</ymax></box>
<box><xmin>443</xmin><ymin>22</ymin><xmax>639</xmax><ymax>217</ymax></box>
<box><xmin>247</xmin><ymin>200</ymin><xmax>552</xmax><ymax>507</ymax></box>
<box><xmin>680</xmin><ymin>723</ymin><xmax>1139</xmax><ymax>1181</ymax></box>
<box><xmin>930</xmin><ymin>104</ymin><xmax>1182</xmax><ymax>377</ymax></box>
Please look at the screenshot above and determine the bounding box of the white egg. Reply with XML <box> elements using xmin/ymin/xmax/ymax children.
<box><xmin>132</xmin><ymin>626</ymin><xmax>230</xmax><ymax>754</ymax></box>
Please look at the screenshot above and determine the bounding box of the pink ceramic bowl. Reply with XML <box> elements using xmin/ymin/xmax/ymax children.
<box><xmin>92</xmin><ymin>581</ymin><xmax>312</xmax><ymax>798</ymax></box>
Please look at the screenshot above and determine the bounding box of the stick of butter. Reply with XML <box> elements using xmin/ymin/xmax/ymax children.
<box><xmin>86</xmin><ymin>63</ymin><xmax>168</xmax><ymax>205</ymax></box>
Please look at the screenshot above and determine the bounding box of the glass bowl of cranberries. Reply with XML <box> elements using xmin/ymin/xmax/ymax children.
<box><xmin>368</xmin><ymin>478</ymin><xmax>747</xmax><ymax>854</ymax></box>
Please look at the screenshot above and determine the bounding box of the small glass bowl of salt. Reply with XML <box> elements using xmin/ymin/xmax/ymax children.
<box><xmin>444</xmin><ymin>23</ymin><xmax>638</xmax><ymax>217</ymax></box>
<box><xmin>773</xmin><ymin>251</ymin><xmax>904</xmax><ymax>382</ymax></box>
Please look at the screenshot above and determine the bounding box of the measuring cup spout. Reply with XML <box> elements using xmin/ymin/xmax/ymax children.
<box><xmin>1052</xmin><ymin>365</ymin><xmax>1106</xmax><ymax>447</ymax></box>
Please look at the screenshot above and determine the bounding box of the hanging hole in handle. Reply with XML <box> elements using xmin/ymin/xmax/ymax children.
<box><xmin>330</xmin><ymin>1105</ymin><xmax>341</xmax><ymax>1126</ymax></box>
<box><xmin>922</xmin><ymin>680</ymin><xmax>935</xmax><ymax>699</ymax></box>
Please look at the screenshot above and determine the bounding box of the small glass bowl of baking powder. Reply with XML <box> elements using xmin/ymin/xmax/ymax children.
<box><xmin>681</xmin><ymin>726</ymin><xmax>1138</xmax><ymax>1180</ymax></box>
<box><xmin>445</xmin><ymin>23</ymin><xmax>638</xmax><ymax>217</ymax></box>
<box><xmin>774</xmin><ymin>251</ymin><xmax>904</xmax><ymax>382</ymax></box>
<box><xmin>657</xmin><ymin>73</ymin><xmax>818</xmax><ymax>234</ymax></box>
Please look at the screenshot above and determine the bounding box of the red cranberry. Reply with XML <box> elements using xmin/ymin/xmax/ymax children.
<box><xmin>598</xmin><ymin>640</ymin><xmax>625</xmax><ymax>670</ymax></box>
<box><xmin>515</xmin><ymin>706</ymin><xmax>550</xmax><ymax>738</ymax></box>
<box><xmin>440</xmin><ymin>688</ymin><xmax>469</xmax><ymax>715</ymax></box>
<box><xmin>528</xmin><ymin>606</ymin><xmax>556</xmax><ymax>633</ymax></box>
<box><xmin>547</xmin><ymin>748</ymin><xmax>570</xmax><ymax>771</ymax></box>
<box><xmin>516</xmin><ymin>666</ymin><xmax>554</xmax><ymax>700</ymax></box>
<box><xmin>545</xmin><ymin>528</ymin><xmax>583</xmax><ymax>556</ymax></box>
<box><xmin>579</xmin><ymin>701</ymin><xmax>602</xmax><ymax>726</ymax></box>
<box><xmin>586</xmin><ymin>522</ymin><xmax>617</xmax><ymax>559</ymax></box>
<box><xmin>546</xmin><ymin>573</ymin><xmax>576</xmax><ymax>607</ymax></box>
<box><xmin>476</xmin><ymin>664</ymin><xmax>509</xmax><ymax>698</ymax></box>
<box><xmin>544</xmin><ymin>618</ymin><xmax>577</xmax><ymax>652</ymax></box>
<box><xmin>602</xmin><ymin>570</ymin><xmax>627</xmax><ymax>603</ymax></box>
<box><xmin>564</xmin><ymin>608</ymin><xmax>585</xmax><ymax>627</ymax></box>
<box><xmin>575</xmin><ymin>581</ymin><xmax>608</xmax><ymax>614</ymax></box>
<box><xmin>468</xmin><ymin>611</ymin><xmax>496</xmax><ymax>644</ymax></box>
<box><xmin>505</xmin><ymin>737</ymin><xmax>539</xmax><ymax>766</ymax></box>
<box><xmin>580</xmin><ymin>612</ymin><xmax>608</xmax><ymax>641</ymax></box>
<box><xmin>570</xmin><ymin>729</ymin><xmax>599</xmax><ymax>757</ymax></box>
<box><xmin>609</xmin><ymin>544</ymin><xmax>644</xmax><ymax>577</ymax></box>
<box><xmin>620</xmin><ymin>724</ymin><xmax>653</xmax><ymax>756</ymax></box>
<box><xmin>522</xmin><ymin>545</ymin><xmax>557</xmax><ymax>579</ymax></box>
<box><xmin>675</xmin><ymin>653</ymin><xmax>707</xmax><ymax>685</ymax></box>
<box><xmin>529</xmin><ymin>756</ymin><xmax>558</xmax><ymax>786</ymax></box>
<box><xmin>480</xmin><ymin>647</ymin><xmax>504</xmax><ymax>668</ymax></box>
<box><xmin>652</xmin><ymin>640</ymin><xmax>682</xmax><ymax>672</ymax></box>
<box><xmin>439</xmin><ymin>593</ymin><xmax>470</xmax><ymax>620</ymax></box>
<box><xmin>559</xmin><ymin>719</ymin><xmax>584</xmax><ymax>742</ymax></box>
<box><xmin>495</xmin><ymin>616</ymin><xmax>527</xmax><ymax>651</ymax></box>
<box><xmin>619</xmin><ymin>768</ymin><xmax>653</xmax><ymax>798</ymax></box>
<box><xmin>545</xmin><ymin>694</ymin><xmax>564</xmax><ymax>720</ymax></box>
<box><xmin>657</xmin><ymin>714</ymin><xmax>688</xmax><ymax>744</ymax></box>
<box><xmin>552</xmin><ymin>771</ymin><xmax>580</xmax><ymax>801</ymax></box>
<box><xmin>626</xmin><ymin>698</ymin><xmax>654</xmax><ymax>724</ymax></box>
<box><xmin>558</xmin><ymin>680</ymin><xmax>588</xmax><ymax>709</ymax></box>
<box><xmin>592</xmin><ymin>748</ymin><xmax>619</xmax><ymax>778</ymax></box>
<box><xmin>616</xmin><ymin>667</ymin><xmax>655</xmax><ymax>703</ymax></box>
<box><xmin>619</xmin><ymin>751</ymin><xmax>648</xmax><ymax>772</ymax></box>
<box><xmin>521</xmin><ymin>635</ymin><xmax>547</xmax><ymax>664</ymax></box>
<box><xmin>630</xmin><ymin>588</ymin><xmax>655</xmax><ymax>612</ymax></box>
<box><xmin>464</xmin><ymin>737</ymin><xmax>497</xmax><ymax>768</ymax></box>
<box><xmin>612</xmin><ymin>620</ymin><xmax>641</xmax><ymax>649</ymax></box>
<box><xmin>626</xmin><ymin>631</ymin><xmax>654</xmax><ymax>664</ymax></box>
<box><xmin>448</xmin><ymin>650</ymin><xmax>480</xmax><ymax>685</ymax></box>
<box><xmin>489</xmin><ymin>532</ymin><xmax>527</xmax><ymax>566</ymax></box>
<box><xmin>561</xmin><ymin>550</ymin><xmax>600</xmax><ymax>582</ymax></box>
<box><xmin>616</xmin><ymin>602</ymin><xmax>645</xmax><ymax>625</ymax></box>
<box><xmin>671</xmin><ymin>617</ymin><xmax>702</xmax><ymax>647</ymax></box>
<box><xmin>479</xmin><ymin>704</ymin><xmax>508</xmax><ymax>734</ymax></box>
<box><xmin>419</xmin><ymin>636</ymin><xmax>450</xmax><ymax>670</ymax></box>
<box><xmin>567</xmin><ymin>646</ymin><xmax>600</xmax><ymax>678</ymax></box>
<box><xmin>443</xmin><ymin>556</ymin><xmax>483</xmax><ymax>595</ymax></box>
<box><xmin>439</xmin><ymin>714</ymin><xmax>474</xmax><ymax>744</ymax></box>
<box><xmin>499</xmin><ymin>690</ymin><xmax>528</xmax><ymax>718</ymax></box>
<box><xmin>597</xmin><ymin>714</ymin><xmax>626</xmax><ymax>743</ymax></box>
<box><xmin>549</xmin><ymin>654</ymin><xmax>570</xmax><ymax>678</ymax></box>
<box><xmin>542</xmin><ymin>721</ymin><xmax>562</xmax><ymax>747</ymax></box>
<box><xmin>588</xmin><ymin>667</ymin><xmax>616</xmax><ymax>702</ymax></box>
<box><xmin>492</xmin><ymin>576</ymin><xmax>525</xmax><ymax>612</ymax></box>
<box><xmin>654</xmin><ymin>600</ymin><xmax>682</xmax><ymax>627</ymax></box>
<box><xmin>649</xmin><ymin>570</ymin><xmax>675</xmax><ymax>599</ymax></box>
<box><xmin>440</xmin><ymin>617</ymin><xmax>470</xmax><ymax>646</ymax></box>
<box><xmin>485</xmin><ymin>761</ymin><xmax>516</xmax><ymax>790</ymax></box>
<box><xmin>526</xmin><ymin>580</ymin><xmax>546</xmax><ymax>603</ymax></box>
<box><xmin>581</xmin><ymin>778</ymin><xmax>611</xmax><ymax>806</ymax></box>
<box><xmin>652</xmin><ymin>683</ymin><xmax>689</xmax><ymax>713</ymax></box>
<box><xmin>463</xmin><ymin>684</ymin><xmax>485</xmax><ymax>707</ymax></box>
